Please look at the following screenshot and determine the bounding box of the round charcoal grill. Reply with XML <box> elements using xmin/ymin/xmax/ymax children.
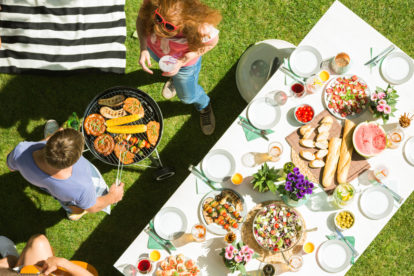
<box><xmin>82</xmin><ymin>86</ymin><xmax>175</xmax><ymax>181</ymax></box>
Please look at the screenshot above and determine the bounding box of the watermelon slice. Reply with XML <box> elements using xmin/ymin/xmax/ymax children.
<box><xmin>353</xmin><ymin>122</ymin><xmax>386</xmax><ymax>158</ymax></box>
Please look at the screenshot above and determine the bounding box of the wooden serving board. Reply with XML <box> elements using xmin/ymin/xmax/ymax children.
<box><xmin>285</xmin><ymin>110</ymin><xmax>370</xmax><ymax>194</ymax></box>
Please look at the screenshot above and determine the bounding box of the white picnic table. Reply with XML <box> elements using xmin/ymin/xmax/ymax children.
<box><xmin>114</xmin><ymin>1</ymin><xmax>414</xmax><ymax>275</ymax></box>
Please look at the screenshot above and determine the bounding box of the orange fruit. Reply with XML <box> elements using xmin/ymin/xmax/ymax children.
<box><xmin>149</xmin><ymin>250</ymin><xmax>161</xmax><ymax>261</ymax></box>
<box><xmin>303</xmin><ymin>242</ymin><xmax>315</xmax><ymax>253</ymax></box>
<box><xmin>319</xmin><ymin>70</ymin><xmax>330</xmax><ymax>82</ymax></box>
<box><xmin>231</xmin><ymin>173</ymin><xmax>243</xmax><ymax>185</ymax></box>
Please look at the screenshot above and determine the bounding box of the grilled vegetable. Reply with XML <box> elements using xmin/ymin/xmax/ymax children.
<box><xmin>98</xmin><ymin>95</ymin><xmax>125</xmax><ymax>107</ymax></box>
<box><xmin>107</xmin><ymin>124</ymin><xmax>147</xmax><ymax>134</ymax></box>
<box><xmin>106</xmin><ymin>114</ymin><xmax>141</xmax><ymax>127</ymax></box>
<box><xmin>100</xmin><ymin>106</ymin><xmax>127</xmax><ymax>119</ymax></box>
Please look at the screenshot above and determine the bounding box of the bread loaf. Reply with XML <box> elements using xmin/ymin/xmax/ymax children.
<box><xmin>337</xmin><ymin>120</ymin><xmax>356</xmax><ymax>183</ymax></box>
<box><xmin>322</xmin><ymin>137</ymin><xmax>342</xmax><ymax>187</ymax></box>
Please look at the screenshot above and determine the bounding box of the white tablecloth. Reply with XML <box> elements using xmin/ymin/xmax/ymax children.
<box><xmin>114</xmin><ymin>1</ymin><xmax>414</xmax><ymax>275</ymax></box>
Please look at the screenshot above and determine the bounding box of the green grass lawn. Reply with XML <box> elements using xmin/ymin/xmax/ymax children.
<box><xmin>1</xmin><ymin>0</ymin><xmax>413</xmax><ymax>275</ymax></box>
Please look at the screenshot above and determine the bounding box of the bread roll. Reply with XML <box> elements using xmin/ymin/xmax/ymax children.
<box><xmin>318</xmin><ymin>123</ymin><xmax>332</xmax><ymax>133</ymax></box>
<box><xmin>322</xmin><ymin>137</ymin><xmax>342</xmax><ymax>187</ymax></box>
<box><xmin>337</xmin><ymin>120</ymin><xmax>356</xmax><ymax>184</ymax></box>
<box><xmin>310</xmin><ymin>159</ymin><xmax>325</xmax><ymax>168</ymax></box>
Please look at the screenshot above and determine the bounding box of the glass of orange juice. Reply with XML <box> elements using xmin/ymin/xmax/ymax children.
<box><xmin>303</xmin><ymin>242</ymin><xmax>315</xmax><ymax>254</ymax></box>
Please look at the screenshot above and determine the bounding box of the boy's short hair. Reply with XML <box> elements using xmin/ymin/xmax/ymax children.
<box><xmin>44</xmin><ymin>128</ymin><xmax>84</xmax><ymax>169</ymax></box>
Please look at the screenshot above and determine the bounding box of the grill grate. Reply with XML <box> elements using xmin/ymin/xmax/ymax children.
<box><xmin>82</xmin><ymin>86</ymin><xmax>164</xmax><ymax>166</ymax></box>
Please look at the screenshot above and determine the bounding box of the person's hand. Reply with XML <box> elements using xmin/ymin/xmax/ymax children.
<box><xmin>109</xmin><ymin>182</ymin><xmax>125</xmax><ymax>204</ymax></box>
<box><xmin>42</xmin><ymin>256</ymin><xmax>63</xmax><ymax>275</ymax></box>
<box><xmin>139</xmin><ymin>49</ymin><xmax>153</xmax><ymax>74</ymax></box>
<box><xmin>162</xmin><ymin>59</ymin><xmax>184</xmax><ymax>77</ymax></box>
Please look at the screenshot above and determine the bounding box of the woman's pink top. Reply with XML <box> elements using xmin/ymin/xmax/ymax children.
<box><xmin>147</xmin><ymin>24</ymin><xmax>219</xmax><ymax>66</ymax></box>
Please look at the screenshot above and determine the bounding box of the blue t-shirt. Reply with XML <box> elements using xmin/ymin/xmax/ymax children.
<box><xmin>7</xmin><ymin>141</ymin><xmax>96</xmax><ymax>209</ymax></box>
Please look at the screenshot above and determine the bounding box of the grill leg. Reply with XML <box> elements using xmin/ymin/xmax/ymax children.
<box><xmin>149</xmin><ymin>150</ymin><xmax>175</xmax><ymax>181</ymax></box>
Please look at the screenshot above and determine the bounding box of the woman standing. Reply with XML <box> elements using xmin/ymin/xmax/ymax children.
<box><xmin>137</xmin><ymin>0</ymin><xmax>221</xmax><ymax>135</ymax></box>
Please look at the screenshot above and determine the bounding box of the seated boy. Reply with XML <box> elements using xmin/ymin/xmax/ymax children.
<box><xmin>6</xmin><ymin>120</ymin><xmax>124</xmax><ymax>220</ymax></box>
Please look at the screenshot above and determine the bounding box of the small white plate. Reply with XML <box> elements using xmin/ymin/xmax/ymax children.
<box><xmin>317</xmin><ymin>240</ymin><xmax>352</xmax><ymax>273</ymax></box>
<box><xmin>247</xmin><ymin>97</ymin><xmax>281</xmax><ymax>130</ymax></box>
<box><xmin>380</xmin><ymin>52</ymin><xmax>414</xmax><ymax>85</ymax></box>
<box><xmin>154</xmin><ymin>207</ymin><xmax>187</xmax><ymax>240</ymax></box>
<box><xmin>404</xmin><ymin>136</ymin><xmax>414</xmax><ymax>166</ymax></box>
<box><xmin>289</xmin><ymin>45</ymin><xmax>322</xmax><ymax>77</ymax></box>
<box><xmin>359</xmin><ymin>186</ymin><xmax>394</xmax><ymax>220</ymax></box>
<box><xmin>201</xmin><ymin>149</ymin><xmax>235</xmax><ymax>182</ymax></box>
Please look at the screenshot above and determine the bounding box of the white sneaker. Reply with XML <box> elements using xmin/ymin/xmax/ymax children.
<box><xmin>162</xmin><ymin>79</ymin><xmax>177</xmax><ymax>99</ymax></box>
<box><xmin>44</xmin><ymin>119</ymin><xmax>59</xmax><ymax>139</ymax></box>
<box><xmin>0</xmin><ymin>236</ymin><xmax>19</xmax><ymax>258</ymax></box>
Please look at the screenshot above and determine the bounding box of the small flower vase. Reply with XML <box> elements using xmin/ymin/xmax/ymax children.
<box><xmin>282</xmin><ymin>194</ymin><xmax>309</xmax><ymax>207</ymax></box>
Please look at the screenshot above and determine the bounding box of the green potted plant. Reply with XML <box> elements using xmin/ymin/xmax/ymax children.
<box><xmin>251</xmin><ymin>163</ymin><xmax>285</xmax><ymax>193</ymax></box>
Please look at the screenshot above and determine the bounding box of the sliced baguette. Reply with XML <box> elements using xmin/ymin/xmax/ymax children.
<box><xmin>318</xmin><ymin>123</ymin><xmax>332</xmax><ymax>133</ymax></box>
<box><xmin>299</xmin><ymin>139</ymin><xmax>315</xmax><ymax>148</ymax></box>
<box><xmin>316</xmin><ymin>131</ymin><xmax>330</xmax><ymax>142</ymax></box>
<box><xmin>315</xmin><ymin>140</ymin><xmax>329</xmax><ymax>149</ymax></box>
<box><xmin>303</xmin><ymin>128</ymin><xmax>315</xmax><ymax>139</ymax></box>
<box><xmin>316</xmin><ymin>149</ymin><xmax>329</xmax><ymax>159</ymax></box>
<box><xmin>300</xmin><ymin>150</ymin><xmax>316</xmax><ymax>161</ymax></box>
<box><xmin>309</xmin><ymin>159</ymin><xmax>325</xmax><ymax>168</ymax></box>
<box><xmin>321</xmin><ymin>116</ymin><xmax>334</xmax><ymax>124</ymax></box>
<box><xmin>300</xmin><ymin>124</ymin><xmax>312</xmax><ymax>136</ymax></box>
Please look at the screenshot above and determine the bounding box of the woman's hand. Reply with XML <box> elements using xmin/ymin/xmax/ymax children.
<box><xmin>162</xmin><ymin>59</ymin><xmax>184</xmax><ymax>77</ymax></box>
<box><xmin>139</xmin><ymin>49</ymin><xmax>153</xmax><ymax>74</ymax></box>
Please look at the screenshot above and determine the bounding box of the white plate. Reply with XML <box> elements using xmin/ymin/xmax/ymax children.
<box><xmin>201</xmin><ymin>149</ymin><xmax>235</xmax><ymax>182</ymax></box>
<box><xmin>323</xmin><ymin>74</ymin><xmax>371</xmax><ymax>120</ymax></box>
<box><xmin>359</xmin><ymin>186</ymin><xmax>394</xmax><ymax>220</ymax></box>
<box><xmin>317</xmin><ymin>240</ymin><xmax>352</xmax><ymax>273</ymax></box>
<box><xmin>380</xmin><ymin>52</ymin><xmax>414</xmax><ymax>85</ymax></box>
<box><xmin>404</xmin><ymin>136</ymin><xmax>414</xmax><ymax>166</ymax></box>
<box><xmin>247</xmin><ymin>97</ymin><xmax>281</xmax><ymax>130</ymax></box>
<box><xmin>289</xmin><ymin>45</ymin><xmax>322</xmax><ymax>77</ymax></box>
<box><xmin>154</xmin><ymin>207</ymin><xmax>187</xmax><ymax>240</ymax></box>
<box><xmin>199</xmin><ymin>188</ymin><xmax>246</xmax><ymax>235</ymax></box>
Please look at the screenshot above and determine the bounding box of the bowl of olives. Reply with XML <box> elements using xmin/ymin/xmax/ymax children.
<box><xmin>334</xmin><ymin>210</ymin><xmax>355</xmax><ymax>231</ymax></box>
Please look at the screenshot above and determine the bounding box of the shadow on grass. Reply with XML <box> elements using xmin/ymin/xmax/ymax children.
<box><xmin>69</xmin><ymin>63</ymin><xmax>246</xmax><ymax>275</ymax></box>
<box><xmin>0</xmin><ymin>172</ymin><xmax>63</xmax><ymax>243</ymax></box>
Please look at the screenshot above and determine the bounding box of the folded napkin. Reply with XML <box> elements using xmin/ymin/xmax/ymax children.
<box><xmin>238</xmin><ymin>116</ymin><xmax>274</xmax><ymax>141</ymax></box>
<box><xmin>326</xmin><ymin>234</ymin><xmax>356</xmax><ymax>264</ymax></box>
<box><xmin>147</xmin><ymin>220</ymin><xmax>176</xmax><ymax>251</ymax></box>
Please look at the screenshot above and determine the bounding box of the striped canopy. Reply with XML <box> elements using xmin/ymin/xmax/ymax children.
<box><xmin>0</xmin><ymin>0</ymin><xmax>127</xmax><ymax>74</ymax></box>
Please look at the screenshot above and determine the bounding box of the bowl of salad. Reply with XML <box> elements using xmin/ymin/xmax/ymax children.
<box><xmin>252</xmin><ymin>203</ymin><xmax>304</xmax><ymax>252</ymax></box>
<box><xmin>324</xmin><ymin>75</ymin><xmax>370</xmax><ymax>119</ymax></box>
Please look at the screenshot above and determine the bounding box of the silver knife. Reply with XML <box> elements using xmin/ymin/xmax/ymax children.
<box><xmin>364</xmin><ymin>45</ymin><xmax>395</xmax><ymax>65</ymax></box>
<box><xmin>335</xmin><ymin>228</ymin><xmax>359</xmax><ymax>258</ymax></box>
<box><xmin>380</xmin><ymin>183</ymin><xmax>403</xmax><ymax>204</ymax></box>
<box><xmin>238</xmin><ymin>121</ymin><xmax>269</xmax><ymax>141</ymax></box>
<box><xmin>188</xmin><ymin>164</ymin><xmax>217</xmax><ymax>191</ymax></box>
<box><xmin>279</xmin><ymin>66</ymin><xmax>305</xmax><ymax>84</ymax></box>
<box><xmin>144</xmin><ymin>227</ymin><xmax>171</xmax><ymax>254</ymax></box>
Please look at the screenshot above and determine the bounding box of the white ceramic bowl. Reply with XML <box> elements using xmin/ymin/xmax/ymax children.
<box><xmin>334</xmin><ymin>210</ymin><xmax>355</xmax><ymax>231</ymax></box>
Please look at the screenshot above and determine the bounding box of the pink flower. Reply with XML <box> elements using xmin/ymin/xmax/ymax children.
<box><xmin>225</xmin><ymin>251</ymin><xmax>234</xmax><ymax>260</ymax></box>
<box><xmin>241</xmin><ymin>245</ymin><xmax>250</xmax><ymax>253</ymax></box>
<box><xmin>378</xmin><ymin>99</ymin><xmax>387</xmax><ymax>106</ymax></box>
<box><xmin>371</xmin><ymin>93</ymin><xmax>378</xmax><ymax>101</ymax></box>
<box><xmin>226</xmin><ymin>245</ymin><xmax>235</xmax><ymax>254</ymax></box>
<box><xmin>378</xmin><ymin>92</ymin><xmax>386</xmax><ymax>99</ymax></box>
<box><xmin>234</xmin><ymin>254</ymin><xmax>243</xmax><ymax>263</ymax></box>
<box><xmin>383</xmin><ymin>104</ymin><xmax>392</xmax><ymax>114</ymax></box>
<box><xmin>247</xmin><ymin>249</ymin><xmax>255</xmax><ymax>256</ymax></box>
<box><xmin>244</xmin><ymin>254</ymin><xmax>252</xmax><ymax>263</ymax></box>
<box><xmin>376</xmin><ymin>104</ymin><xmax>385</xmax><ymax>112</ymax></box>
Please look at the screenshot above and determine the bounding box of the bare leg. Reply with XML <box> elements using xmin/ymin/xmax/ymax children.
<box><xmin>16</xmin><ymin>235</ymin><xmax>53</xmax><ymax>267</ymax></box>
<box><xmin>0</xmin><ymin>256</ymin><xmax>18</xmax><ymax>269</ymax></box>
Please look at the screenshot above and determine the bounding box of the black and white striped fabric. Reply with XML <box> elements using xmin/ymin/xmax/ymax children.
<box><xmin>0</xmin><ymin>0</ymin><xmax>126</xmax><ymax>74</ymax></box>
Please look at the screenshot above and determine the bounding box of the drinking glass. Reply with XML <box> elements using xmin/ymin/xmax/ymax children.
<box><xmin>191</xmin><ymin>224</ymin><xmax>206</xmax><ymax>242</ymax></box>
<box><xmin>268</xmin><ymin>142</ymin><xmax>283</xmax><ymax>162</ymax></box>
<box><xmin>290</xmin><ymin>83</ymin><xmax>305</xmax><ymax>98</ymax></box>
<box><xmin>266</xmin><ymin>90</ymin><xmax>288</xmax><ymax>106</ymax></box>
<box><xmin>137</xmin><ymin>257</ymin><xmax>152</xmax><ymax>274</ymax></box>
<box><xmin>386</xmin><ymin>127</ymin><xmax>404</xmax><ymax>149</ymax></box>
<box><xmin>288</xmin><ymin>255</ymin><xmax>303</xmax><ymax>272</ymax></box>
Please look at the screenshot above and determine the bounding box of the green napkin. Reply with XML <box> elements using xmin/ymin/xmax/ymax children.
<box><xmin>147</xmin><ymin>220</ymin><xmax>176</xmax><ymax>251</ymax></box>
<box><xmin>326</xmin><ymin>234</ymin><xmax>356</xmax><ymax>264</ymax></box>
<box><xmin>238</xmin><ymin>116</ymin><xmax>274</xmax><ymax>141</ymax></box>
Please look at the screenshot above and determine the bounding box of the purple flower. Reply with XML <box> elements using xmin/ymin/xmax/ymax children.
<box><xmin>309</xmin><ymin>183</ymin><xmax>314</xmax><ymax>189</ymax></box>
<box><xmin>293</xmin><ymin>167</ymin><xmax>299</xmax><ymax>173</ymax></box>
<box><xmin>287</xmin><ymin>173</ymin><xmax>294</xmax><ymax>181</ymax></box>
<box><xmin>306</xmin><ymin>188</ymin><xmax>313</xmax><ymax>194</ymax></box>
<box><xmin>297</xmin><ymin>193</ymin><xmax>303</xmax><ymax>199</ymax></box>
<box><xmin>286</xmin><ymin>181</ymin><xmax>292</xmax><ymax>186</ymax></box>
<box><xmin>285</xmin><ymin>184</ymin><xmax>292</xmax><ymax>192</ymax></box>
<box><xmin>298</xmin><ymin>174</ymin><xmax>305</xmax><ymax>180</ymax></box>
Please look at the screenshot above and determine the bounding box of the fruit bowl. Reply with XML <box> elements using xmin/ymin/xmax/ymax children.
<box><xmin>294</xmin><ymin>104</ymin><xmax>315</xmax><ymax>125</ymax></box>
